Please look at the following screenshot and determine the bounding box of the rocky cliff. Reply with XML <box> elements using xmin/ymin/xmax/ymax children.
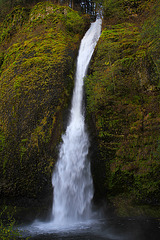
<box><xmin>0</xmin><ymin>1</ymin><xmax>89</xmax><ymax>206</ymax></box>
<box><xmin>86</xmin><ymin>0</ymin><xmax>160</xmax><ymax>216</ymax></box>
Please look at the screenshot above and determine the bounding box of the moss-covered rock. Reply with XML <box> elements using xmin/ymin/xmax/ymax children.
<box><xmin>0</xmin><ymin>2</ymin><xmax>89</xmax><ymax>203</ymax></box>
<box><xmin>86</xmin><ymin>0</ymin><xmax>160</xmax><ymax>216</ymax></box>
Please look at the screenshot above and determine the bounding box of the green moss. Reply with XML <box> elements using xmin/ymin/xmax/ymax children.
<box><xmin>0</xmin><ymin>206</ymin><xmax>21</xmax><ymax>239</ymax></box>
<box><xmin>0</xmin><ymin>2</ymin><xmax>88</xmax><ymax>199</ymax></box>
<box><xmin>0</xmin><ymin>129</ymin><xmax>5</xmax><ymax>152</ymax></box>
<box><xmin>102</xmin><ymin>0</ymin><xmax>154</xmax><ymax>22</ymax></box>
<box><xmin>0</xmin><ymin>6</ymin><xmax>29</xmax><ymax>43</ymax></box>
<box><xmin>86</xmin><ymin>2</ymin><xmax>160</xmax><ymax>215</ymax></box>
<box><xmin>111</xmin><ymin>194</ymin><xmax>160</xmax><ymax>217</ymax></box>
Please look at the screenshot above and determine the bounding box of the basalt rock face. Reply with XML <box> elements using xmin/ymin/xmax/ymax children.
<box><xmin>86</xmin><ymin>0</ymin><xmax>160</xmax><ymax>216</ymax></box>
<box><xmin>0</xmin><ymin>2</ymin><xmax>89</xmax><ymax>205</ymax></box>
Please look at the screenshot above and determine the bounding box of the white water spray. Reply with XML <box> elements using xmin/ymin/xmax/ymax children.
<box><xmin>51</xmin><ymin>18</ymin><xmax>102</xmax><ymax>225</ymax></box>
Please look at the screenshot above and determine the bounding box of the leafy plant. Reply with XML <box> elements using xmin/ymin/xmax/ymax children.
<box><xmin>0</xmin><ymin>206</ymin><xmax>21</xmax><ymax>240</ymax></box>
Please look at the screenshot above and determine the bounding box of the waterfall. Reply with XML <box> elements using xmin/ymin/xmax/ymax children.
<box><xmin>51</xmin><ymin>18</ymin><xmax>102</xmax><ymax>225</ymax></box>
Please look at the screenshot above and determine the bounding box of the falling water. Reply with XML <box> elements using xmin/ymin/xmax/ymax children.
<box><xmin>51</xmin><ymin>18</ymin><xmax>102</xmax><ymax>225</ymax></box>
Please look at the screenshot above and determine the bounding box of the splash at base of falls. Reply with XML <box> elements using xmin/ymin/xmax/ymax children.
<box><xmin>18</xmin><ymin>216</ymin><xmax>160</xmax><ymax>240</ymax></box>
